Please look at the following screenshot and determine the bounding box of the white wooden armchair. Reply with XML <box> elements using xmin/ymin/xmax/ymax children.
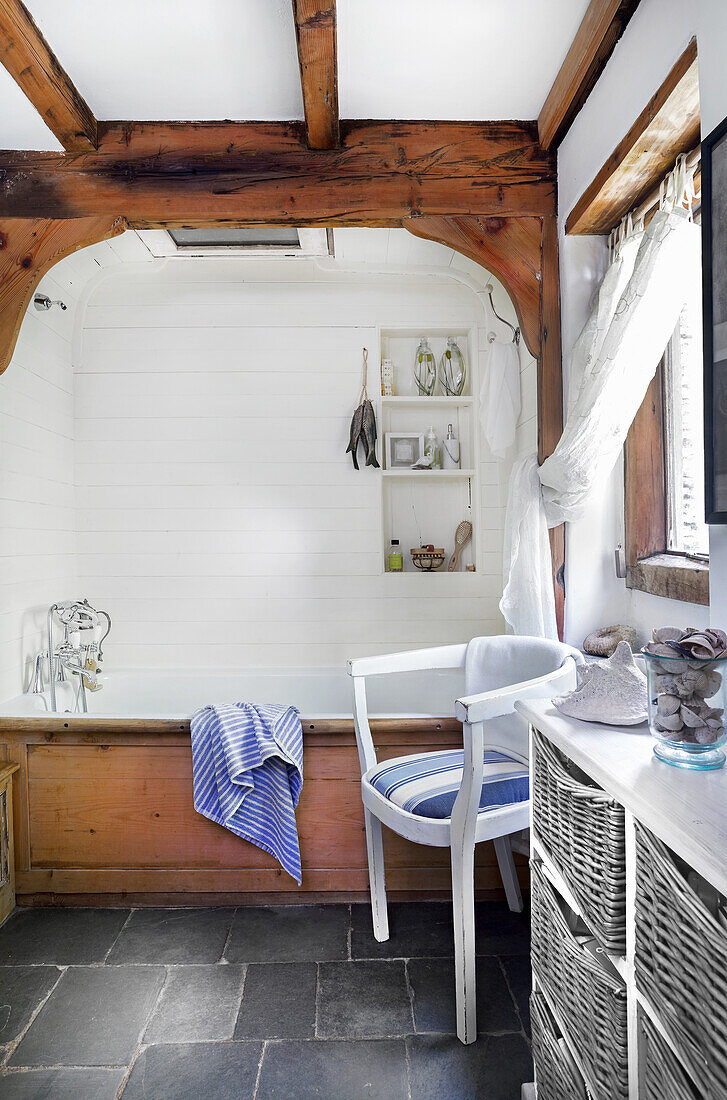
<box><xmin>348</xmin><ymin>635</ymin><xmax>582</xmax><ymax>1044</ymax></box>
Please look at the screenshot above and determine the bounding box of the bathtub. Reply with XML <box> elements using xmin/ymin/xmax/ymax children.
<box><xmin>0</xmin><ymin>665</ymin><xmax>465</xmax><ymax>722</ymax></box>
<box><xmin>0</xmin><ymin>664</ymin><xmax>520</xmax><ymax>907</ymax></box>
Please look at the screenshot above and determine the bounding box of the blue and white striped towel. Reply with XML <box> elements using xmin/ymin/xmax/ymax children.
<box><xmin>190</xmin><ymin>703</ymin><xmax>304</xmax><ymax>884</ymax></box>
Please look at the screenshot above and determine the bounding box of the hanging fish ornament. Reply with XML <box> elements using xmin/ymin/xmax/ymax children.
<box><xmin>346</xmin><ymin>349</ymin><xmax>380</xmax><ymax>469</ymax></box>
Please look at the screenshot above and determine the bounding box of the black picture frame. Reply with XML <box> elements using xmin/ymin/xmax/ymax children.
<box><xmin>703</xmin><ymin>113</ymin><xmax>727</xmax><ymax>523</ymax></box>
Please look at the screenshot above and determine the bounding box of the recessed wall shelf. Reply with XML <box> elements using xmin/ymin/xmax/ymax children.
<box><xmin>378</xmin><ymin>325</ymin><xmax>479</xmax><ymax>575</ymax></box>
<box><xmin>382</xmin><ymin>469</ymin><xmax>477</xmax><ymax>479</ymax></box>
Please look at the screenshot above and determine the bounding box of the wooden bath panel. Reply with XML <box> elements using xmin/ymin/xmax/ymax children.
<box><xmin>0</xmin><ymin>720</ymin><xmax>527</xmax><ymax>904</ymax></box>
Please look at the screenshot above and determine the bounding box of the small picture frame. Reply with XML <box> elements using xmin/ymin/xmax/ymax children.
<box><xmin>386</xmin><ymin>432</ymin><xmax>424</xmax><ymax>470</ymax></box>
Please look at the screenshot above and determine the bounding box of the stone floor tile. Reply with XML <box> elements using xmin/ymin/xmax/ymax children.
<box><xmin>225</xmin><ymin>905</ymin><xmax>348</xmax><ymax>963</ymax></box>
<box><xmin>256</xmin><ymin>1039</ymin><xmax>409</xmax><ymax>1100</ymax></box>
<box><xmin>0</xmin><ymin>909</ymin><xmax>129</xmax><ymax>966</ymax></box>
<box><xmin>9</xmin><ymin>966</ymin><xmax>165</xmax><ymax>1067</ymax></box>
<box><xmin>234</xmin><ymin>962</ymin><xmax>316</xmax><ymax>1040</ymax></box>
<box><xmin>0</xmin><ymin>967</ymin><xmax>62</xmax><ymax>1044</ymax></box>
<box><xmin>407</xmin><ymin>1031</ymin><xmax>533</xmax><ymax>1099</ymax></box>
<box><xmin>351</xmin><ymin>902</ymin><xmax>455</xmax><ymax>960</ymax></box>
<box><xmin>0</xmin><ymin>1068</ymin><xmax>124</xmax><ymax>1098</ymax></box>
<box><xmin>501</xmin><ymin>953</ymin><xmax>532</xmax><ymax>1031</ymax></box>
<box><xmin>407</xmin><ymin>956</ymin><xmax>519</xmax><ymax>1035</ymax></box>
<box><xmin>122</xmin><ymin>1041</ymin><xmax>262</xmax><ymax>1099</ymax></box>
<box><xmin>475</xmin><ymin>901</ymin><xmax>531</xmax><ymax>956</ymax></box>
<box><xmin>317</xmin><ymin>960</ymin><xmax>412</xmax><ymax>1039</ymax></box>
<box><xmin>107</xmin><ymin>908</ymin><xmax>233</xmax><ymax>965</ymax></box>
<box><xmin>144</xmin><ymin>965</ymin><xmax>246</xmax><ymax>1043</ymax></box>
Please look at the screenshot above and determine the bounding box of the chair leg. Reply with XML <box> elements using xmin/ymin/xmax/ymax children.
<box><xmin>451</xmin><ymin>837</ymin><xmax>477</xmax><ymax>1044</ymax></box>
<box><xmin>364</xmin><ymin>807</ymin><xmax>389</xmax><ymax>942</ymax></box>
<box><xmin>494</xmin><ymin>835</ymin><xmax>523</xmax><ymax>914</ymax></box>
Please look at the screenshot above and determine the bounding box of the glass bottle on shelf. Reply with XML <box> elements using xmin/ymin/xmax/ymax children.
<box><xmin>424</xmin><ymin>425</ymin><xmax>441</xmax><ymax>469</ymax></box>
<box><xmin>388</xmin><ymin>539</ymin><xmax>403</xmax><ymax>572</ymax></box>
<box><xmin>440</xmin><ymin>337</ymin><xmax>467</xmax><ymax>396</ymax></box>
<box><xmin>413</xmin><ymin>338</ymin><xmax>436</xmax><ymax>396</ymax></box>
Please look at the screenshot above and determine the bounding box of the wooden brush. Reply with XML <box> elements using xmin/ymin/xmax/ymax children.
<box><xmin>448</xmin><ymin>520</ymin><xmax>472</xmax><ymax>572</ymax></box>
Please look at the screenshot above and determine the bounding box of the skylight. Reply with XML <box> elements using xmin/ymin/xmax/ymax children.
<box><xmin>168</xmin><ymin>227</ymin><xmax>302</xmax><ymax>249</ymax></box>
<box><xmin>137</xmin><ymin>227</ymin><xmax>332</xmax><ymax>258</ymax></box>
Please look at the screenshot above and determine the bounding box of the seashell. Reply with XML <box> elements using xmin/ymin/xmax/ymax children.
<box><xmin>696</xmin><ymin>726</ymin><xmax>719</xmax><ymax>745</ymax></box>
<box><xmin>681</xmin><ymin>633</ymin><xmax>720</xmax><ymax>659</ymax></box>
<box><xmin>706</xmin><ymin>671</ymin><xmax>723</xmax><ymax>696</ymax></box>
<box><xmin>553</xmin><ymin>641</ymin><xmax>647</xmax><ymax>725</ymax></box>
<box><xmin>680</xmin><ymin>669</ymin><xmax>708</xmax><ymax>694</ymax></box>
<box><xmin>657</xmin><ymin>712</ymin><xmax>685</xmax><ymax>731</ymax></box>
<box><xmin>653</xmin><ymin>626</ymin><xmax>685</xmax><ymax>643</ymax></box>
<box><xmin>680</xmin><ymin>705</ymin><xmax>705</xmax><ymax>729</ymax></box>
<box><xmin>655</xmin><ymin>674</ymin><xmax>679</xmax><ymax>694</ymax></box>
<box><xmin>706</xmin><ymin>717</ymin><xmax>724</xmax><ymax>730</ymax></box>
<box><xmin>657</xmin><ymin>694</ymin><xmax>680</xmax><ymax>716</ymax></box>
<box><xmin>583</xmin><ymin>624</ymin><xmax>637</xmax><ymax>657</ymax></box>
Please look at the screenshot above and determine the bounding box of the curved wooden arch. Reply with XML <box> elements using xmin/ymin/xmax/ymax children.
<box><xmin>0</xmin><ymin>216</ymin><xmax>126</xmax><ymax>371</ymax></box>
<box><xmin>0</xmin><ymin>207</ymin><xmax>563</xmax><ymax>636</ymax></box>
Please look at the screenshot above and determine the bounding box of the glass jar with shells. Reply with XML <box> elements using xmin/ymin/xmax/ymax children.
<box><xmin>642</xmin><ymin>627</ymin><xmax>727</xmax><ymax>770</ymax></box>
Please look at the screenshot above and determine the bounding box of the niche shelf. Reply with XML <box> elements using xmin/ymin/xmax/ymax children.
<box><xmin>378</xmin><ymin>326</ymin><xmax>479</xmax><ymax>575</ymax></box>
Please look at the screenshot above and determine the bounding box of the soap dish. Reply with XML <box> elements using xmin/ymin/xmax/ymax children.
<box><xmin>411</xmin><ymin>546</ymin><xmax>445</xmax><ymax>571</ymax></box>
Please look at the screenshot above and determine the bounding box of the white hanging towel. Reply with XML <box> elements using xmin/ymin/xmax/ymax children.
<box><xmin>479</xmin><ymin>340</ymin><xmax>521</xmax><ymax>458</ymax></box>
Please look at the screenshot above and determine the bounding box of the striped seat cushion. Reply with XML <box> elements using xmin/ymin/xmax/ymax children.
<box><xmin>367</xmin><ymin>749</ymin><xmax>529</xmax><ymax>820</ymax></box>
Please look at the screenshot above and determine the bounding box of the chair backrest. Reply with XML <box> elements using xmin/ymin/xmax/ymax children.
<box><xmin>349</xmin><ymin>637</ymin><xmax>582</xmax><ymax>776</ymax></box>
<box><xmin>464</xmin><ymin>635</ymin><xmax>583</xmax><ymax>760</ymax></box>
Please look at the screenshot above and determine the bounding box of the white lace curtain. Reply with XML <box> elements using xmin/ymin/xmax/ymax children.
<box><xmin>499</xmin><ymin>177</ymin><xmax>701</xmax><ymax>639</ymax></box>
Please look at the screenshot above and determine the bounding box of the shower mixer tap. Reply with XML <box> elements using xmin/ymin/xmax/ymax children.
<box><xmin>45</xmin><ymin>599</ymin><xmax>111</xmax><ymax>713</ymax></box>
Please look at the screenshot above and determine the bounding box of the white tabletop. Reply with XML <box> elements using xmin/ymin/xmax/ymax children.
<box><xmin>515</xmin><ymin>699</ymin><xmax>727</xmax><ymax>897</ymax></box>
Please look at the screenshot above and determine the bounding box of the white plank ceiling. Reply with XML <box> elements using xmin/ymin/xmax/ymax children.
<box><xmin>1</xmin><ymin>0</ymin><xmax>590</xmax><ymax>150</ymax></box>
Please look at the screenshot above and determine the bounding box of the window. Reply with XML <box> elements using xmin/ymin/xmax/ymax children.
<box><xmin>136</xmin><ymin>227</ymin><xmax>333</xmax><ymax>258</ymax></box>
<box><xmin>168</xmin><ymin>227</ymin><xmax>302</xmax><ymax>249</ymax></box>
<box><xmin>663</xmin><ymin>275</ymin><xmax>709</xmax><ymax>557</ymax></box>
<box><xmin>624</xmin><ymin>212</ymin><xmax>709</xmax><ymax>605</ymax></box>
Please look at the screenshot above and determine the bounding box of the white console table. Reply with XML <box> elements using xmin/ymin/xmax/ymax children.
<box><xmin>515</xmin><ymin>700</ymin><xmax>727</xmax><ymax>1100</ymax></box>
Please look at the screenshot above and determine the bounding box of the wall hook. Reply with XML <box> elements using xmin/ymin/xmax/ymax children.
<box><xmin>33</xmin><ymin>294</ymin><xmax>67</xmax><ymax>312</ymax></box>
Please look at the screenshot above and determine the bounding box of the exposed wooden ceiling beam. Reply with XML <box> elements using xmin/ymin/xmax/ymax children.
<box><xmin>292</xmin><ymin>0</ymin><xmax>339</xmax><ymax>149</ymax></box>
<box><xmin>565</xmin><ymin>38</ymin><xmax>699</xmax><ymax>235</ymax></box>
<box><xmin>538</xmin><ymin>0</ymin><xmax>641</xmax><ymax>151</ymax></box>
<box><xmin>0</xmin><ymin>0</ymin><xmax>97</xmax><ymax>151</ymax></box>
<box><xmin>0</xmin><ymin>120</ymin><xmax>556</xmax><ymax>225</ymax></box>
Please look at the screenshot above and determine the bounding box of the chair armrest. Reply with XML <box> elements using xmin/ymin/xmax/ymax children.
<box><xmin>454</xmin><ymin>657</ymin><xmax>577</xmax><ymax>724</ymax></box>
<box><xmin>348</xmin><ymin>643</ymin><xmax>467</xmax><ymax>679</ymax></box>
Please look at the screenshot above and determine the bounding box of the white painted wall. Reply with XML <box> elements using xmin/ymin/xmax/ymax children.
<box><xmin>74</xmin><ymin>256</ymin><xmax>513</xmax><ymax>670</ymax></box>
<box><xmin>0</xmin><ymin>229</ymin><xmax>535</xmax><ymax>692</ymax></box>
<box><xmin>0</xmin><ymin>269</ymin><xmax>79</xmax><ymax>700</ymax></box>
<box><xmin>557</xmin><ymin>0</ymin><xmax>710</xmax><ymax>647</ymax></box>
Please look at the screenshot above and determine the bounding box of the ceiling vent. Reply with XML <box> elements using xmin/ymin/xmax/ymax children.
<box><xmin>137</xmin><ymin>227</ymin><xmax>333</xmax><ymax>258</ymax></box>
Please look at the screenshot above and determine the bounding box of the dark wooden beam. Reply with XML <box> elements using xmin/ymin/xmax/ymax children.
<box><xmin>538</xmin><ymin>0</ymin><xmax>641</xmax><ymax>151</ymax></box>
<box><xmin>292</xmin><ymin>0</ymin><xmax>339</xmax><ymax>150</ymax></box>
<box><xmin>565</xmin><ymin>38</ymin><xmax>699</xmax><ymax>235</ymax></box>
<box><xmin>0</xmin><ymin>0</ymin><xmax>97</xmax><ymax>151</ymax></box>
<box><xmin>0</xmin><ymin>120</ymin><xmax>555</xmax><ymax>225</ymax></box>
<box><xmin>0</xmin><ymin>216</ymin><xmax>125</xmax><ymax>373</ymax></box>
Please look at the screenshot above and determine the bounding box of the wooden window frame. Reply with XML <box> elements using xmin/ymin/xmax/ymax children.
<box><xmin>624</xmin><ymin>356</ymin><xmax>709</xmax><ymax>605</ymax></box>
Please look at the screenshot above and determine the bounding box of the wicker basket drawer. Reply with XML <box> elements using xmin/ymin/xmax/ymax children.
<box><xmin>640</xmin><ymin>1011</ymin><xmax>701</xmax><ymax>1100</ymax></box>
<box><xmin>531</xmin><ymin>860</ymin><xmax>628</xmax><ymax>1100</ymax></box>
<box><xmin>635</xmin><ymin>822</ymin><xmax>727</xmax><ymax>1099</ymax></box>
<box><xmin>530</xmin><ymin>991</ymin><xmax>587</xmax><ymax>1100</ymax></box>
<box><xmin>532</xmin><ymin>728</ymin><xmax>626</xmax><ymax>952</ymax></box>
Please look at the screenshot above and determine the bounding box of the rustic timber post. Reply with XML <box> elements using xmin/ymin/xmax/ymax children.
<box><xmin>404</xmin><ymin>214</ymin><xmax>566</xmax><ymax>638</ymax></box>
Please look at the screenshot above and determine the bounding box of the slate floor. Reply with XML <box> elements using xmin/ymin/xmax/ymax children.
<box><xmin>0</xmin><ymin>901</ymin><xmax>532</xmax><ymax>1099</ymax></box>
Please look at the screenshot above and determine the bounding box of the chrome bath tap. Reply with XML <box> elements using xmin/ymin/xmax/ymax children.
<box><xmin>44</xmin><ymin>599</ymin><xmax>111</xmax><ymax>713</ymax></box>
